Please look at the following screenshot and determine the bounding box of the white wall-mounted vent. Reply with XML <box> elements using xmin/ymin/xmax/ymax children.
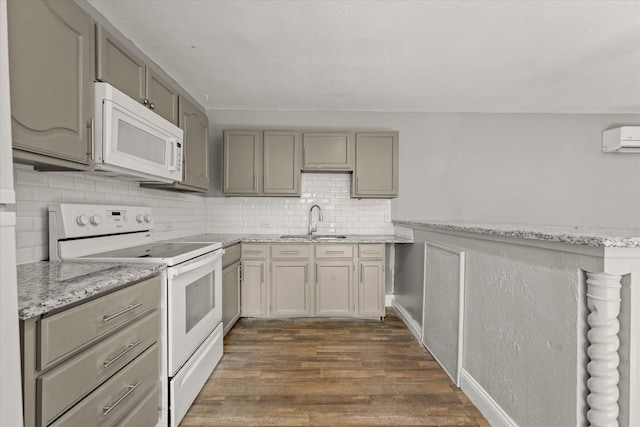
<box><xmin>603</xmin><ymin>126</ymin><xmax>640</xmax><ymax>153</ymax></box>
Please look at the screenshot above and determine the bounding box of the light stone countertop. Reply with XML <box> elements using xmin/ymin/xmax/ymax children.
<box><xmin>17</xmin><ymin>261</ymin><xmax>166</xmax><ymax>320</ymax></box>
<box><xmin>393</xmin><ymin>220</ymin><xmax>640</xmax><ymax>248</ymax></box>
<box><xmin>241</xmin><ymin>234</ymin><xmax>413</xmax><ymax>244</ymax></box>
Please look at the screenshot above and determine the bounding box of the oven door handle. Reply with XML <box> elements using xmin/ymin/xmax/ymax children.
<box><xmin>168</xmin><ymin>249</ymin><xmax>225</xmax><ymax>278</ymax></box>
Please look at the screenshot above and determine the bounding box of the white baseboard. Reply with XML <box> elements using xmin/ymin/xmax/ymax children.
<box><xmin>391</xmin><ymin>299</ymin><xmax>422</xmax><ymax>342</ymax></box>
<box><xmin>460</xmin><ymin>369</ymin><xmax>518</xmax><ymax>427</ymax></box>
<box><xmin>385</xmin><ymin>294</ymin><xmax>394</xmax><ymax>307</ymax></box>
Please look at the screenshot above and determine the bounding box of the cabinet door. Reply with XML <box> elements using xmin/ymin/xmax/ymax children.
<box><xmin>95</xmin><ymin>25</ymin><xmax>146</xmax><ymax>103</ymax></box>
<box><xmin>8</xmin><ymin>0</ymin><xmax>93</xmax><ymax>167</ymax></box>
<box><xmin>222</xmin><ymin>261</ymin><xmax>240</xmax><ymax>334</ymax></box>
<box><xmin>315</xmin><ymin>261</ymin><xmax>354</xmax><ymax>317</ymax></box>
<box><xmin>241</xmin><ymin>260</ymin><xmax>267</xmax><ymax>317</ymax></box>
<box><xmin>271</xmin><ymin>262</ymin><xmax>311</xmax><ymax>317</ymax></box>
<box><xmin>358</xmin><ymin>260</ymin><xmax>384</xmax><ymax>317</ymax></box>
<box><xmin>352</xmin><ymin>132</ymin><xmax>399</xmax><ymax>198</ymax></box>
<box><xmin>178</xmin><ymin>97</ymin><xmax>209</xmax><ymax>191</ymax></box>
<box><xmin>223</xmin><ymin>130</ymin><xmax>261</xmax><ymax>195</ymax></box>
<box><xmin>302</xmin><ymin>132</ymin><xmax>354</xmax><ymax>171</ymax></box>
<box><xmin>146</xmin><ymin>68</ymin><xmax>178</xmax><ymax>125</ymax></box>
<box><xmin>263</xmin><ymin>131</ymin><xmax>300</xmax><ymax>195</ymax></box>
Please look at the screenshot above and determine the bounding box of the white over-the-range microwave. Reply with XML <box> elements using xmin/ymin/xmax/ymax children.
<box><xmin>93</xmin><ymin>82</ymin><xmax>183</xmax><ymax>183</ymax></box>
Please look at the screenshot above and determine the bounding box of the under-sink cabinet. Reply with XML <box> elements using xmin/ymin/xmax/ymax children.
<box><xmin>20</xmin><ymin>275</ymin><xmax>162</xmax><ymax>427</ymax></box>
<box><xmin>240</xmin><ymin>242</ymin><xmax>385</xmax><ymax>319</ymax></box>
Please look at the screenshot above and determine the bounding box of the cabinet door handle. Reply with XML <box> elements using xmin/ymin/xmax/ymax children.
<box><xmin>254</xmin><ymin>175</ymin><xmax>258</xmax><ymax>191</ymax></box>
<box><xmin>360</xmin><ymin>264</ymin><xmax>363</xmax><ymax>283</ymax></box>
<box><xmin>103</xmin><ymin>303</ymin><xmax>142</xmax><ymax>323</ymax></box>
<box><xmin>143</xmin><ymin>98</ymin><xmax>150</xmax><ymax>107</ymax></box>
<box><xmin>87</xmin><ymin>119</ymin><xmax>94</xmax><ymax>156</ymax></box>
<box><xmin>103</xmin><ymin>380</ymin><xmax>142</xmax><ymax>416</ymax></box>
<box><xmin>149</xmin><ymin>102</ymin><xmax>156</xmax><ymax>110</ymax></box>
<box><xmin>260</xmin><ymin>265</ymin><xmax>264</xmax><ymax>284</ymax></box>
<box><xmin>103</xmin><ymin>340</ymin><xmax>143</xmax><ymax>368</ymax></box>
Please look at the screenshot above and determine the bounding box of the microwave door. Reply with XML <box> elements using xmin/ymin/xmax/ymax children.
<box><xmin>102</xmin><ymin>100</ymin><xmax>180</xmax><ymax>182</ymax></box>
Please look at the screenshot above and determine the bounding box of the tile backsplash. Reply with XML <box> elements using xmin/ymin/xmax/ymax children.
<box><xmin>14</xmin><ymin>166</ymin><xmax>392</xmax><ymax>264</ymax></box>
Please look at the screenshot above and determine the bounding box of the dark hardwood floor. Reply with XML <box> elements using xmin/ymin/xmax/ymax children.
<box><xmin>180</xmin><ymin>308</ymin><xmax>489</xmax><ymax>426</ymax></box>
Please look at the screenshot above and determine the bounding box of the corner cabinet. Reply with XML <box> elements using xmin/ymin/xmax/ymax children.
<box><xmin>223</xmin><ymin>130</ymin><xmax>301</xmax><ymax>196</ymax></box>
<box><xmin>222</xmin><ymin>244</ymin><xmax>241</xmax><ymax>335</ymax></box>
<box><xmin>145</xmin><ymin>96</ymin><xmax>210</xmax><ymax>192</ymax></box>
<box><xmin>8</xmin><ymin>0</ymin><xmax>94</xmax><ymax>170</ymax></box>
<box><xmin>352</xmin><ymin>132</ymin><xmax>399</xmax><ymax>198</ymax></box>
<box><xmin>96</xmin><ymin>25</ymin><xmax>178</xmax><ymax>125</ymax></box>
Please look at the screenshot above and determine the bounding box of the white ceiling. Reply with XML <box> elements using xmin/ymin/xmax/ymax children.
<box><xmin>87</xmin><ymin>0</ymin><xmax>640</xmax><ymax>114</ymax></box>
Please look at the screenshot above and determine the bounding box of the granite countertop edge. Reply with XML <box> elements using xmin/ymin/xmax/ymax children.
<box><xmin>17</xmin><ymin>261</ymin><xmax>166</xmax><ymax>321</ymax></box>
<box><xmin>393</xmin><ymin>220</ymin><xmax>640</xmax><ymax>248</ymax></box>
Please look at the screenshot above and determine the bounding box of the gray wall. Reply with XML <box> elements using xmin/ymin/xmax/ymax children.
<box><xmin>208</xmin><ymin>110</ymin><xmax>640</xmax><ymax>229</ymax></box>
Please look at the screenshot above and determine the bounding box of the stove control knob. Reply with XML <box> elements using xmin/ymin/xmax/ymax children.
<box><xmin>144</xmin><ymin>214</ymin><xmax>152</xmax><ymax>223</ymax></box>
<box><xmin>76</xmin><ymin>215</ymin><xmax>89</xmax><ymax>226</ymax></box>
<box><xmin>90</xmin><ymin>215</ymin><xmax>101</xmax><ymax>225</ymax></box>
<box><xmin>136</xmin><ymin>214</ymin><xmax>145</xmax><ymax>223</ymax></box>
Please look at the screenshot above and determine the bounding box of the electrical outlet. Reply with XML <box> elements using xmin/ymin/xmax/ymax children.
<box><xmin>261</xmin><ymin>222</ymin><xmax>270</xmax><ymax>228</ymax></box>
<box><xmin>384</xmin><ymin>213</ymin><xmax>391</xmax><ymax>222</ymax></box>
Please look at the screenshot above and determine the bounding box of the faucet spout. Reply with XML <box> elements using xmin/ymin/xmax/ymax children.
<box><xmin>308</xmin><ymin>204</ymin><xmax>323</xmax><ymax>236</ymax></box>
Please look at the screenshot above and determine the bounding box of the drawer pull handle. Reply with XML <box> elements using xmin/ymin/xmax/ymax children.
<box><xmin>103</xmin><ymin>380</ymin><xmax>142</xmax><ymax>416</ymax></box>
<box><xmin>103</xmin><ymin>340</ymin><xmax>143</xmax><ymax>369</ymax></box>
<box><xmin>280</xmin><ymin>251</ymin><xmax>300</xmax><ymax>255</ymax></box>
<box><xmin>325</xmin><ymin>251</ymin><xmax>345</xmax><ymax>254</ymax></box>
<box><xmin>103</xmin><ymin>303</ymin><xmax>143</xmax><ymax>323</ymax></box>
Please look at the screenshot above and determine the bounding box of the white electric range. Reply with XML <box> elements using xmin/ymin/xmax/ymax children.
<box><xmin>48</xmin><ymin>203</ymin><xmax>224</xmax><ymax>427</ymax></box>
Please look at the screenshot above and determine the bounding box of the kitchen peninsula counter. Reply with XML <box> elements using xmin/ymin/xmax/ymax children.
<box><xmin>392</xmin><ymin>219</ymin><xmax>640</xmax><ymax>427</ymax></box>
<box><xmin>393</xmin><ymin>220</ymin><xmax>640</xmax><ymax>248</ymax></box>
<box><xmin>16</xmin><ymin>261</ymin><xmax>166</xmax><ymax>320</ymax></box>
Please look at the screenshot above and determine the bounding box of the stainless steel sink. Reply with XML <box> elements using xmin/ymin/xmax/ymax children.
<box><xmin>312</xmin><ymin>235</ymin><xmax>347</xmax><ymax>240</ymax></box>
<box><xmin>279</xmin><ymin>234</ymin><xmax>347</xmax><ymax>240</ymax></box>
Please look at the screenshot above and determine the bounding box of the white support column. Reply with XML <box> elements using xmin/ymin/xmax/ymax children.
<box><xmin>586</xmin><ymin>271</ymin><xmax>623</xmax><ymax>427</ymax></box>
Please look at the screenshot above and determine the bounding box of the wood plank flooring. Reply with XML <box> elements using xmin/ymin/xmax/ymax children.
<box><xmin>180</xmin><ymin>309</ymin><xmax>489</xmax><ymax>426</ymax></box>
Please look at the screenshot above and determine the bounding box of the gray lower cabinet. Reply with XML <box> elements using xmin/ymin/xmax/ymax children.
<box><xmin>223</xmin><ymin>130</ymin><xmax>301</xmax><ymax>196</ymax></box>
<box><xmin>96</xmin><ymin>25</ymin><xmax>178</xmax><ymax>125</ymax></box>
<box><xmin>302</xmin><ymin>132</ymin><xmax>354</xmax><ymax>171</ymax></box>
<box><xmin>240</xmin><ymin>244</ymin><xmax>268</xmax><ymax>317</ymax></box>
<box><xmin>8</xmin><ymin>0</ymin><xmax>94</xmax><ymax>170</ymax></box>
<box><xmin>270</xmin><ymin>244</ymin><xmax>312</xmax><ymax>317</ymax></box>
<box><xmin>20</xmin><ymin>276</ymin><xmax>162</xmax><ymax>427</ymax></box>
<box><xmin>240</xmin><ymin>242</ymin><xmax>384</xmax><ymax>319</ymax></box>
<box><xmin>222</xmin><ymin>244</ymin><xmax>241</xmax><ymax>335</ymax></box>
<box><xmin>352</xmin><ymin>131</ymin><xmax>399</xmax><ymax>198</ymax></box>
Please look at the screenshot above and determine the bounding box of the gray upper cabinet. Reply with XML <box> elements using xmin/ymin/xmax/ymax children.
<box><xmin>302</xmin><ymin>132</ymin><xmax>354</xmax><ymax>171</ymax></box>
<box><xmin>96</xmin><ymin>25</ymin><xmax>178</xmax><ymax>125</ymax></box>
<box><xmin>144</xmin><ymin>96</ymin><xmax>209</xmax><ymax>192</ymax></box>
<box><xmin>263</xmin><ymin>131</ymin><xmax>301</xmax><ymax>195</ymax></box>
<box><xmin>223</xmin><ymin>130</ymin><xmax>301</xmax><ymax>196</ymax></box>
<box><xmin>223</xmin><ymin>130</ymin><xmax>261</xmax><ymax>195</ymax></box>
<box><xmin>178</xmin><ymin>97</ymin><xmax>209</xmax><ymax>191</ymax></box>
<box><xmin>8</xmin><ymin>0</ymin><xmax>94</xmax><ymax>170</ymax></box>
<box><xmin>352</xmin><ymin>131</ymin><xmax>399</xmax><ymax>198</ymax></box>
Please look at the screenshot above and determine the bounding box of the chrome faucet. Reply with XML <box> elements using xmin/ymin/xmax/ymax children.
<box><xmin>308</xmin><ymin>204</ymin><xmax>323</xmax><ymax>236</ymax></box>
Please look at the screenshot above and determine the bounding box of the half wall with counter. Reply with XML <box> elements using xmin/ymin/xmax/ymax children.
<box><xmin>392</xmin><ymin>221</ymin><xmax>640</xmax><ymax>427</ymax></box>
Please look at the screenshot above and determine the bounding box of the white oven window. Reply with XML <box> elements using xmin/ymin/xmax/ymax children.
<box><xmin>185</xmin><ymin>272</ymin><xmax>215</xmax><ymax>333</ymax></box>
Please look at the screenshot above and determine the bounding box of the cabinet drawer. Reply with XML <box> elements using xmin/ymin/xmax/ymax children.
<box><xmin>38</xmin><ymin>276</ymin><xmax>161</xmax><ymax>370</ymax></box>
<box><xmin>116</xmin><ymin>389</ymin><xmax>159</xmax><ymax>427</ymax></box>
<box><xmin>38</xmin><ymin>311</ymin><xmax>159</xmax><ymax>426</ymax></box>
<box><xmin>49</xmin><ymin>343</ymin><xmax>159</xmax><ymax>427</ymax></box>
<box><xmin>241</xmin><ymin>244</ymin><xmax>266</xmax><ymax>259</ymax></box>
<box><xmin>222</xmin><ymin>243</ymin><xmax>241</xmax><ymax>268</ymax></box>
<box><xmin>359</xmin><ymin>244</ymin><xmax>384</xmax><ymax>259</ymax></box>
<box><xmin>271</xmin><ymin>244</ymin><xmax>311</xmax><ymax>259</ymax></box>
<box><xmin>315</xmin><ymin>244</ymin><xmax>354</xmax><ymax>259</ymax></box>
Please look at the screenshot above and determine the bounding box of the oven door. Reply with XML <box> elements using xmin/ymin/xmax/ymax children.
<box><xmin>166</xmin><ymin>248</ymin><xmax>223</xmax><ymax>376</ymax></box>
